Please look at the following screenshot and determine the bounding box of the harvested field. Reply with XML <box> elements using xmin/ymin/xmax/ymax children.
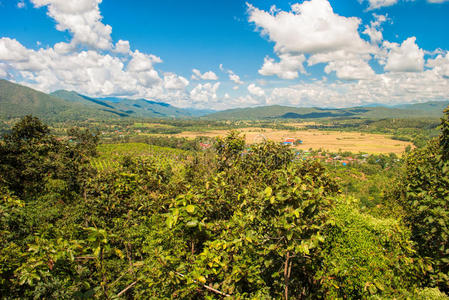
<box><xmin>175</xmin><ymin>128</ymin><xmax>412</xmax><ymax>154</ymax></box>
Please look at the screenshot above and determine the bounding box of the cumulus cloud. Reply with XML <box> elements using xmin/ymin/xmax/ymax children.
<box><xmin>247</xmin><ymin>83</ymin><xmax>265</xmax><ymax>97</ymax></box>
<box><xmin>0</xmin><ymin>1</ymin><xmax>202</xmax><ymax>107</ymax></box>
<box><xmin>384</xmin><ymin>37</ymin><xmax>425</xmax><ymax>72</ymax></box>
<box><xmin>31</xmin><ymin>0</ymin><xmax>112</xmax><ymax>50</ymax></box>
<box><xmin>0</xmin><ymin>36</ymin><xmax>195</xmax><ymax>102</ymax></box>
<box><xmin>308</xmin><ymin>51</ymin><xmax>375</xmax><ymax>80</ymax></box>
<box><xmin>248</xmin><ymin>1</ymin><xmax>372</xmax><ymax>55</ymax></box>
<box><xmin>17</xmin><ymin>1</ymin><xmax>26</xmax><ymax>8</ymax></box>
<box><xmin>247</xmin><ymin>0</ymin><xmax>376</xmax><ymax>80</ymax></box>
<box><xmin>259</xmin><ymin>54</ymin><xmax>306</xmax><ymax>79</ymax></box>
<box><xmin>114</xmin><ymin>40</ymin><xmax>130</xmax><ymax>54</ymax></box>
<box><xmin>427</xmin><ymin>52</ymin><xmax>449</xmax><ymax>78</ymax></box>
<box><xmin>267</xmin><ymin>70</ymin><xmax>449</xmax><ymax>108</ymax></box>
<box><xmin>190</xmin><ymin>82</ymin><xmax>221</xmax><ymax>104</ymax></box>
<box><xmin>191</xmin><ymin>69</ymin><xmax>218</xmax><ymax>80</ymax></box>
<box><xmin>363</xmin><ymin>14</ymin><xmax>388</xmax><ymax>44</ymax></box>
<box><xmin>2</xmin><ymin>0</ymin><xmax>448</xmax><ymax>110</ymax></box>
<box><xmin>164</xmin><ymin>73</ymin><xmax>189</xmax><ymax>90</ymax></box>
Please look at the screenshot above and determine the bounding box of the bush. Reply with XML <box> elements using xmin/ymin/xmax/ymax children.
<box><xmin>317</xmin><ymin>197</ymin><xmax>429</xmax><ymax>298</ymax></box>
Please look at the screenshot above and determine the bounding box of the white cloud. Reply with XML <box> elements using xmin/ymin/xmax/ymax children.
<box><xmin>114</xmin><ymin>40</ymin><xmax>130</xmax><ymax>54</ymax></box>
<box><xmin>363</xmin><ymin>0</ymin><xmax>448</xmax><ymax>10</ymax></box>
<box><xmin>363</xmin><ymin>14</ymin><xmax>387</xmax><ymax>44</ymax></box>
<box><xmin>267</xmin><ymin>70</ymin><xmax>449</xmax><ymax>108</ymax></box>
<box><xmin>248</xmin><ymin>0</ymin><xmax>372</xmax><ymax>55</ymax></box>
<box><xmin>309</xmin><ymin>51</ymin><xmax>375</xmax><ymax>80</ymax></box>
<box><xmin>17</xmin><ymin>1</ymin><xmax>25</xmax><ymax>8</ymax></box>
<box><xmin>0</xmin><ymin>38</ymin><xmax>30</xmax><ymax>61</ymax></box>
<box><xmin>384</xmin><ymin>37</ymin><xmax>425</xmax><ymax>72</ymax></box>
<box><xmin>259</xmin><ymin>54</ymin><xmax>306</xmax><ymax>79</ymax></box>
<box><xmin>365</xmin><ymin>0</ymin><xmax>398</xmax><ymax>10</ymax></box>
<box><xmin>163</xmin><ymin>73</ymin><xmax>189</xmax><ymax>90</ymax></box>
<box><xmin>191</xmin><ymin>69</ymin><xmax>218</xmax><ymax>80</ymax></box>
<box><xmin>228</xmin><ymin>72</ymin><xmax>243</xmax><ymax>85</ymax></box>
<box><xmin>247</xmin><ymin>0</ymin><xmax>376</xmax><ymax>80</ymax></box>
<box><xmin>127</xmin><ymin>50</ymin><xmax>161</xmax><ymax>72</ymax></box>
<box><xmin>0</xmin><ymin>37</ymin><xmax>179</xmax><ymax>101</ymax></box>
<box><xmin>427</xmin><ymin>52</ymin><xmax>449</xmax><ymax>78</ymax></box>
<box><xmin>30</xmin><ymin>0</ymin><xmax>113</xmax><ymax>50</ymax></box>
<box><xmin>1</xmin><ymin>0</ymin><xmax>448</xmax><ymax>111</ymax></box>
<box><xmin>324</xmin><ymin>58</ymin><xmax>375</xmax><ymax>80</ymax></box>
<box><xmin>219</xmin><ymin>64</ymin><xmax>244</xmax><ymax>85</ymax></box>
<box><xmin>190</xmin><ymin>82</ymin><xmax>220</xmax><ymax>103</ymax></box>
<box><xmin>247</xmin><ymin>83</ymin><xmax>265</xmax><ymax>97</ymax></box>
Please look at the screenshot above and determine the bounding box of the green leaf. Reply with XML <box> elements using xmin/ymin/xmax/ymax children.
<box><xmin>186</xmin><ymin>219</ymin><xmax>198</xmax><ymax>227</ymax></box>
<box><xmin>264</xmin><ymin>186</ymin><xmax>272</xmax><ymax>197</ymax></box>
<box><xmin>186</xmin><ymin>205</ymin><xmax>195</xmax><ymax>214</ymax></box>
<box><xmin>93</xmin><ymin>246</ymin><xmax>101</xmax><ymax>258</ymax></box>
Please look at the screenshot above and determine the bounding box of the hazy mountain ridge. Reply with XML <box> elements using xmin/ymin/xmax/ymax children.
<box><xmin>0</xmin><ymin>80</ymin><xmax>208</xmax><ymax>120</ymax></box>
<box><xmin>1</xmin><ymin>79</ymin><xmax>448</xmax><ymax>121</ymax></box>
<box><xmin>203</xmin><ymin>102</ymin><xmax>449</xmax><ymax>120</ymax></box>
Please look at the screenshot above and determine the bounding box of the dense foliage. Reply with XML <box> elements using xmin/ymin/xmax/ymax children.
<box><xmin>389</xmin><ymin>107</ymin><xmax>449</xmax><ymax>292</ymax></box>
<box><xmin>1</xmin><ymin>114</ymin><xmax>448</xmax><ymax>299</ymax></box>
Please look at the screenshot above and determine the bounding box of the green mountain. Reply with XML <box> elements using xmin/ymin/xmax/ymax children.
<box><xmin>96</xmin><ymin>97</ymin><xmax>194</xmax><ymax>118</ymax></box>
<box><xmin>52</xmin><ymin>91</ymin><xmax>208</xmax><ymax>118</ymax></box>
<box><xmin>203</xmin><ymin>102</ymin><xmax>449</xmax><ymax>120</ymax></box>
<box><xmin>0</xmin><ymin>80</ymin><xmax>200</xmax><ymax>121</ymax></box>
<box><xmin>2</xmin><ymin>79</ymin><xmax>448</xmax><ymax>122</ymax></box>
<box><xmin>0</xmin><ymin>80</ymin><xmax>122</xmax><ymax>121</ymax></box>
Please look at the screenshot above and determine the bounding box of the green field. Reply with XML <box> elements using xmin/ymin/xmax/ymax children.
<box><xmin>91</xmin><ymin>143</ymin><xmax>191</xmax><ymax>170</ymax></box>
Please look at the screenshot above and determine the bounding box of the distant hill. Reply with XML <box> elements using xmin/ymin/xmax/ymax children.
<box><xmin>2</xmin><ymin>79</ymin><xmax>448</xmax><ymax>122</ymax></box>
<box><xmin>203</xmin><ymin>101</ymin><xmax>449</xmax><ymax>120</ymax></box>
<box><xmin>53</xmin><ymin>91</ymin><xmax>211</xmax><ymax>118</ymax></box>
<box><xmin>95</xmin><ymin>97</ymin><xmax>194</xmax><ymax>118</ymax></box>
<box><xmin>0</xmin><ymin>79</ymin><xmax>208</xmax><ymax>121</ymax></box>
<box><xmin>0</xmin><ymin>80</ymin><xmax>122</xmax><ymax>121</ymax></box>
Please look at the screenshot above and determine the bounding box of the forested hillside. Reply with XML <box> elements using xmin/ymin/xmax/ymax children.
<box><xmin>204</xmin><ymin>102</ymin><xmax>449</xmax><ymax>120</ymax></box>
<box><xmin>0</xmin><ymin>80</ymin><xmax>203</xmax><ymax>121</ymax></box>
<box><xmin>1</xmin><ymin>110</ymin><xmax>448</xmax><ymax>298</ymax></box>
<box><xmin>1</xmin><ymin>79</ymin><xmax>448</xmax><ymax>123</ymax></box>
<box><xmin>0</xmin><ymin>80</ymin><xmax>123</xmax><ymax>120</ymax></box>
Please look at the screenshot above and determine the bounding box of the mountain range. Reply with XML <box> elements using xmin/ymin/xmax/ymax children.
<box><xmin>0</xmin><ymin>79</ymin><xmax>211</xmax><ymax>121</ymax></box>
<box><xmin>202</xmin><ymin>102</ymin><xmax>449</xmax><ymax>120</ymax></box>
<box><xmin>0</xmin><ymin>79</ymin><xmax>448</xmax><ymax>121</ymax></box>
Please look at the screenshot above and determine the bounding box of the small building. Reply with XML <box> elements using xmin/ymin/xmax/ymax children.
<box><xmin>199</xmin><ymin>142</ymin><xmax>211</xmax><ymax>150</ymax></box>
<box><xmin>341</xmin><ymin>160</ymin><xmax>350</xmax><ymax>166</ymax></box>
<box><xmin>283</xmin><ymin>138</ymin><xmax>295</xmax><ymax>146</ymax></box>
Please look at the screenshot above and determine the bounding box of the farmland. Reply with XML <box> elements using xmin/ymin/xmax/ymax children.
<box><xmin>174</xmin><ymin>127</ymin><xmax>412</xmax><ymax>154</ymax></box>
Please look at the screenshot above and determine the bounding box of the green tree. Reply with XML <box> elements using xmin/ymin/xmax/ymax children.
<box><xmin>394</xmin><ymin>107</ymin><xmax>449</xmax><ymax>292</ymax></box>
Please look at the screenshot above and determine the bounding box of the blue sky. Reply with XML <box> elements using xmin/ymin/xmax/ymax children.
<box><xmin>0</xmin><ymin>0</ymin><xmax>449</xmax><ymax>109</ymax></box>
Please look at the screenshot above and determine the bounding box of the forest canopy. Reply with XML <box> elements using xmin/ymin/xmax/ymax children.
<box><xmin>0</xmin><ymin>111</ymin><xmax>448</xmax><ymax>299</ymax></box>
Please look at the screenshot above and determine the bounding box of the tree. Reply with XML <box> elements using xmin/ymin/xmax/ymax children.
<box><xmin>0</xmin><ymin>116</ymin><xmax>58</xmax><ymax>198</ymax></box>
<box><xmin>394</xmin><ymin>107</ymin><xmax>449</xmax><ymax>292</ymax></box>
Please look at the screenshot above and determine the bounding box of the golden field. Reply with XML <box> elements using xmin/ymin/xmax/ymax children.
<box><xmin>175</xmin><ymin>128</ymin><xmax>412</xmax><ymax>154</ymax></box>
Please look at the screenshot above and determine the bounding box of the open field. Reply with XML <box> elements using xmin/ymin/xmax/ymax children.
<box><xmin>175</xmin><ymin>128</ymin><xmax>413</xmax><ymax>154</ymax></box>
<box><xmin>91</xmin><ymin>143</ymin><xmax>191</xmax><ymax>170</ymax></box>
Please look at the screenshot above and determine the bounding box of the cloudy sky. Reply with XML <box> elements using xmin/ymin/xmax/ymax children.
<box><xmin>0</xmin><ymin>0</ymin><xmax>448</xmax><ymax>110</ymax></box>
